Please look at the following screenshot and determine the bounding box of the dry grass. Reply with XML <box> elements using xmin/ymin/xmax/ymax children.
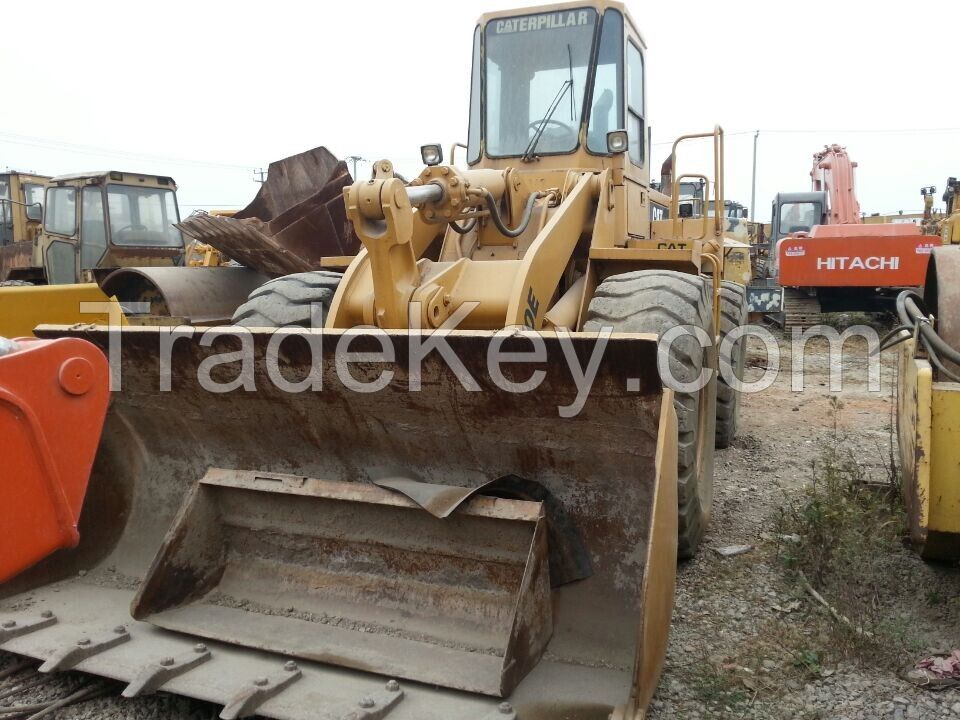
<box><xmin>774</xmin><ymin>399</ymin><xmax>922</xmax><ymax>668</ymax></box>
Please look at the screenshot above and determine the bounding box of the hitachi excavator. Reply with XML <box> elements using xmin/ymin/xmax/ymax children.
<box><xmin>0</xmin><ymin>2</ymin><xmax>748</xmax><ymax>719</ymax></box>
<box><xmin>763</xmin><ymin>144</ymin><xmax>935</xmax><ymax>328</ymax></box>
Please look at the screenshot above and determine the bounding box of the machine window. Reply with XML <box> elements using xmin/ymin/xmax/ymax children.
<box><xmin>467</xmin><ymin>27</ymin><xmax>482</xmax><ymax>164</ymax></box>
<box><xmin>23</xmin><ymin>183</ymin><xmax>44</xmax><ymax>211</ymax></box>
<box><xmin>81</xmin><ymin>186</ymin><xmax>107</xmax><ymax>269</ymax></box>
<box><xmin>778</xmin><ymin>202</ymin><xmax>820</xmax><ymax>236</ymax></box>
<box><xmin>44</xmin><ymin>186</ymin><xmax>77</xmax><ymax>236</ymax></box>
<box><xmin>626</xmin><ymin>42</ymin><xmax>645</xmax><ymax>165</ymax></box>
<box><xmin>106</xmin><ymin>185</ymin><xmax>183</xmax><ymax>247</ymax></box>
<box><xmin>484</xmin><ymin>8</ymin><xmax>597</xmax><ymax>157</ymax></box>
<box><xmin>0</xmin><ymin>177</ymin><xmax>10</xmax><ymax>246</ymax></box>
<box><xmin>586</xmin><ymin>10</ymin><xmax>624</xmax><ymax>153</ymax></box>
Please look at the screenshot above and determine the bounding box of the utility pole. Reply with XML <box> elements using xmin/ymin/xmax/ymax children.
<box><xmin>750</xmin><ymin>131</ymin><xmax>759</xmax><ymax>220</ymax></box>
<box><xmin>253</xmin><ymin>168</ymin><xmax>267</xmax><ymax>184</ymax></box>
<box><xmin>345</xmin><ymin>155</ymin><xmax>364</xmax><ymax>180</ymax></box>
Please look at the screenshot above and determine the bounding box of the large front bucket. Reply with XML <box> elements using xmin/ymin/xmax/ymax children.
<box><xmin>4</xmin><ymin>325</ymin><xmax>677</xmax><ymax>719</ymax></box>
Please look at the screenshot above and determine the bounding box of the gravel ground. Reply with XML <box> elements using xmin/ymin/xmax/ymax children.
<box><xmin>2</xmin><ymin>329</ymin><xmax>959</xmax><ymax>719</ymax></box>
<box><xmin>649</xmin><ymin>331</ymin><xmax>960</xmax><ymax>720</ymax></box>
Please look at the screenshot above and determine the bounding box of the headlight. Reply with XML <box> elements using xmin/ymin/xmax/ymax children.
<box><xmin>420</xmin><ymin>144</ymin><xmax>443</xmax><ymax>167</ymax></box>
<box><xmin>606</xmin><ymin>130</ymin><xmax>628</xmax><ymax>154</ymax></box>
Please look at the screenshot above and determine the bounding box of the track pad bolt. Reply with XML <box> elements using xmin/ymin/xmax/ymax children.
<box><xmin>77</xmin><ymin>638</ymin><xmax>91</xmax><ymax>646</ymax></box>
<box><xmin>114</xmin><ymin>626</ymin><xmax>127</xmax><ymax>634</ymax></box>
<box><xmin>1</xmin><ymin>621</ymin><xmax>15</xmax><ymax>629</ymax></box>
<box><xmin>254</xmin><ymin>677</ymin><xmax>269</xmax><ymax>687</ymax></box>
<box><xmin>41</xmin><ymin>611</ymin><xmax>54</xmax><ymax>619</ymax></box>
<box><xmin>385</xmin><ymin>680</ymin><xmax>400</xmax><ymax>692</ymax></box>
<box><xmin>499</xmin><ymin>702</ymin><xmax>514</xmax><ymax>714</ymax></box>
<box><xmin>194</xmin><ymin>643</ymin><xmax>207</xmax><ymax>653</ymax></box>
<box><xmin>359</xmin><ymin>697</ymin><xmax>376</xmax><ymax>709</ymax></box>
<box><xmin>284</xmin><ymin>661</ymin><xmax>298</xmax><ymax>672</ymax></box>
<box><xmin>160</xmin><ymin>657</ymin><xmax>175</xmax><ymax>667</ymax></box>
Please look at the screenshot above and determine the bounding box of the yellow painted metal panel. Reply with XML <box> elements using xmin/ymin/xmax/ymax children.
<box><xmin>898</xmin><ymin>342</ymin><xmax>932</xmax><ymax>541</ymax></box>
<box><xmin>928</xmin><ymin>382</ymin><xmax>960</xmax><ymax>534</ymax></box>
<box><xmin>0</xmin><ymin>283</ymin><xmax>126</xmax><ymax>338</ymax></box>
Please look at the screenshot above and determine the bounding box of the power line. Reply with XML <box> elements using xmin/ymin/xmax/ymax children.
<box><xmin>652</xmin><ymin>126</ymin><xmax>960</xmax><ymax>147</ymax></box>
<box><xmin>0</xmin><ymin>130</ymin><xmax>256</xmax><ymax>171</ymax></box>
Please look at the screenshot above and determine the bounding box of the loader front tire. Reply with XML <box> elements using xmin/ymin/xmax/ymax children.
<box><xmin>584</xmin><ymin>270</ymin><xmax>717</xmax><ymax>559</ymax></box>
<box><xmin>232</xmin><ymin>271</ymin><xmax>342</xmax><ymax>328</ymax></box>
<box><xmin>716</xmin><ymin>281</ymin><xmax>747</xmax><ymax>449</ymax></box>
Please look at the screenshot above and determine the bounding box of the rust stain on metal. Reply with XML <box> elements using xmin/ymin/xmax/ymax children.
<box><xmin>176</xmin><ymin>147</ymin><xmax>360</xmax><ymax>277</ymax></box>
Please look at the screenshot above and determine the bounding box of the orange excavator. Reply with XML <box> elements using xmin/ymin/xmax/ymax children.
<box><xmin>0</xmin><ymin>336</ymin><xmax>109</xmax><ymax>582</ymax></box>
<box><xmin>770</xmin><ymin>145</ymin><xmax>936</xmax><ymax>327</ymax></box>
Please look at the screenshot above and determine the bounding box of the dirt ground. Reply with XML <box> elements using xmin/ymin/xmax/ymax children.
<box><xmin>2</xmin><ymin>329</ymin><xmax>960</xmax><ymax>719</ymax></box>
<box><xmin>649</xmin><ymin>331</ymin><xmax>960</xmax><ymax>720</ymax></box>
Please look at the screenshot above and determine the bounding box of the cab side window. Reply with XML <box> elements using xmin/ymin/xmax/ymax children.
<box><xmin>626</xmin><ymin>43</ymin><xmax>645</xmax><ymax>166</ymax></box>
<box><xmin>44</xmin><ymin>187</ymin><xmax>77</xmax><ymax>236</ymax></box>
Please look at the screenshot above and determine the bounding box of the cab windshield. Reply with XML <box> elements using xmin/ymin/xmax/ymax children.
<box><xmin>106</xmin><ymin>184</ymin><xmax>183</xmax><ymax>247</ymax></box>
<box><xmin>778</xmin><ymin>202</ymin><xmax>820</xmax><ymax>237</ymax></box>
<box><xmin>484</xmin><ymin>8</ymin><xmax>598</xmax><ymax>157</ymax></box>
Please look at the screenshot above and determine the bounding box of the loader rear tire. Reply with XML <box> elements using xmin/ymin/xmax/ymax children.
<box><xmin>716</xmin><ymin>281</ymin><xmax>747</xmax><ymax>449</ymax></box>
<box><xmin>232</xmin><ymin>271</ymin><xmax>342</xmax><ymax>328</ymax></box>
<box><xmin>584</xmin><ymin>270</ymin><xmax>717</xmax><ymax>559</ymax></box>
<box><xmin>0</xmin><ymin>280</ymin><xmax>34</xmax><ymax>287</ymax></box>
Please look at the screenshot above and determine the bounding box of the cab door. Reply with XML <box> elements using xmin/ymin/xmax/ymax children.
<box><xmin>623</xmin><ymin>39</ymin><xmax>649</xmax><ymax>239</ymax></box>
<box><xmin>80</xmin><ymin>186</ymin><xmax>108</xmax><ymax>272</ymax></box>
<box><xmin>42</xmin><ymin>185</ymin><xmax>80</xmax><ymax>284</ymax></box>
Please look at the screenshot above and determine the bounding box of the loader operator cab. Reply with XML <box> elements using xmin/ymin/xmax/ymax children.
<box><xmin>34</xmin><ymin>172</ymin><xmax>185</xmax><ymax>285</ymax></box>
<box><xmin>468</xmin><ymin>4</ymin><xmax>645</xmax><ymax>170</ymax></box>
<box><xmin>0</xmin><ymin>173</ymin><xmax>46</xmax><ymax>247</ymax></box>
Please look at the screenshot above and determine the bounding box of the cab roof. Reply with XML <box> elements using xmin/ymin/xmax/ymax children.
<box><xmin>49</xmin><ymin>171</ymin><xmax>177</xmax><ymax>187</ymax></box>
<box><xmin>477</xmin><ymin>0</ymin><xmax>645</xmax><ymax>50</ymax></box>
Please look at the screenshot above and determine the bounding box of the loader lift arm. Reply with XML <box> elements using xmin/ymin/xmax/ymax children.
<box><xmin>331</xmin><ymin>162</ymin><xmax>603</xmax><ymax>331</ymax></box>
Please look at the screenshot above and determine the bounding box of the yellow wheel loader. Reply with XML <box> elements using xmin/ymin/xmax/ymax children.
<box><xmin>893</xmin><ymin>246</ymin><xmax>960</xmax><ymax>561</ymax></box>
<box><xmin>1</xmin><ymin>2</ymin><xmax>746</xmax><ymax>718</ymax></box>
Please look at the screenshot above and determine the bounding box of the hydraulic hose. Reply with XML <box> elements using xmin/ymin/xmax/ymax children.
<box><xmin>482</xmin><ymin>191</ymin><xmax>542</xmax><ymax>238</ymax></box>
<box><xmin>885</xmin><ymin>289</ymin><xmax>960</xmax><ymax>382</ymax></box>
<box><xmin>449</xmin><ymin>218</ymin><xmax>477</xmax><ymax>235</ymax></box>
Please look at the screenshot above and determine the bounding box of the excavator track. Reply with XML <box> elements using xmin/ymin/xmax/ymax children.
<box><xmin>781</xmin><ymin>288</ymin><xmax>823</xmax><ymax>331</ymax></box>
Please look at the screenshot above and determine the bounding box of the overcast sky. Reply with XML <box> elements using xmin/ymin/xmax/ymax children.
<box><xmin>2</xmin><ymin>0</ymin><xmax>957</xmax><ymax>220</ymax></box>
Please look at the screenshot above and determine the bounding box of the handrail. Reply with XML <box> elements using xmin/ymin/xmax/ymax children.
<box><xmin>667</xmin><ymin>125</ymin><xmax>725</xmax><ymax>244</ymax></box>
<box><xmin>670</xmin><ymin>173</ymin><xmax>710</xmax><ymax>241</ymax></box>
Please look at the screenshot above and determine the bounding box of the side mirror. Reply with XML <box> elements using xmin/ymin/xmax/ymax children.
<box><xmin>606</xmin><ymin>129</ymin><xmax>628</xmax><ymax>154</ymax></box>
<box><xmin>26</xmin><ymin>203</ymin><xmax>42</xmax><ymax>222</ymax></box>
<box><xmin>678</xmin><ymin>203</ymin><xmax>693</xmax><ymax>219</ymax></box>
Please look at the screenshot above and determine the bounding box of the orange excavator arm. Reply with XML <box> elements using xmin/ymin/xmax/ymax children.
<box><xmin>811</xmin><ymin>143</ymin><xmax>862</xmax><ymax>225</ymax></box>
<box><xmin>0</xmin><ymin>337</ymin><xmax>110</xmax><ymax>582</ymax></box>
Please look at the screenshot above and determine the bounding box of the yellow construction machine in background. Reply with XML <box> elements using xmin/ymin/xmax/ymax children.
<box><xmin>0</xmin><ymin>149</ymin><xmax>361</xmax><ymax>336</ymax></box>
<box><xmin>894</xmin><ymin>246</ymin><xmax>960</xmax><ymax>561</ymax></box>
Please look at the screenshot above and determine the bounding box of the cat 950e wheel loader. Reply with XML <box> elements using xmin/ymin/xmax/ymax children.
<box><xmin>0</xmin><ymin>2</ymin><xmax>747</xmax><ymax>718</ymax></box>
